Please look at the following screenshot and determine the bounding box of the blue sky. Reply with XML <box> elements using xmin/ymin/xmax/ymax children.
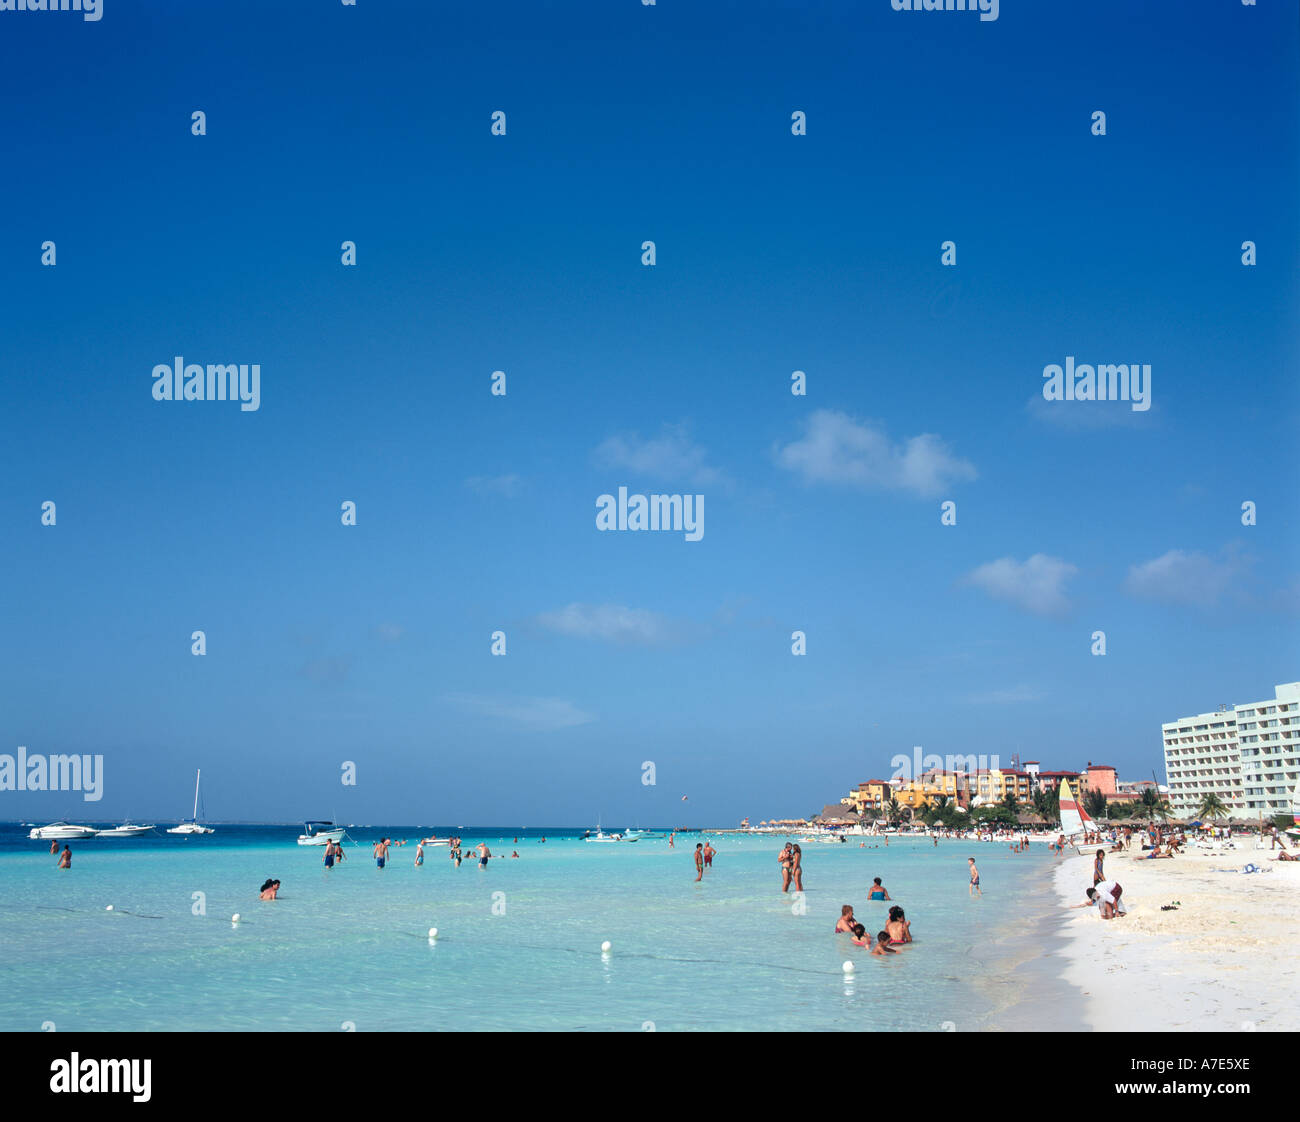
<box><xmin>2</xmin><ymin>0</ymin><xmax>1297</xmax><ymax>825</ymax></box>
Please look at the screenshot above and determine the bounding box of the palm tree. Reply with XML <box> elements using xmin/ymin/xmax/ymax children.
<box><xmin>1198</xmin><ymin>793</ymin><xmax>1229</xmax><ymax>821</ymax></box>
<box><xmin>1139</xmin><ymin>787</ymin><xmax>1169</xmax><ymax>822</ymax></box>
<box><xmin>886</xmin><ymin>797</ymin><xmax>901</xmax><ymax>826</ymax></box>
<box><xmin>1084</xmin><ymin>789</ymin><xmax>1108</xmax><ymax>821</ymax></box>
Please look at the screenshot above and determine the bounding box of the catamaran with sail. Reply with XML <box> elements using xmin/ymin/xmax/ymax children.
<box><xmin>1058</xmin><ymin>777</ymin><xmax>1095</xmax><ymax>840</ymax></box>
<box><xmin>166</xmin><ymin>769</ymin><xmax>215</xmax><ymax>835</ymax></box>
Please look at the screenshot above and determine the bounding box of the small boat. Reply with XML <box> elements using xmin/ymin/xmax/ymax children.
<box><xmin>166</xmin><ymin>769</ymin><xmax>215</xmax><ymax>835</ymax></box>
<box><xmin>583</xmin><ymin>823</ymin><xmax>622</xmax><ymax>842</ymax></box>
<box><xmin>297</xmin><ymin>821</ymin><xmax>346</xmax><ymax>845</ymax></box>
<box><xmin>29</xmin><ymin>822</ymin><xmax>98</xmax><ymax>840</ymax></box>
<box><xmin>622</xmin><ymin>828</ymin><xmax>645</xmax><ymax>842</ymax></box>
<box><xmin>1058</xmin><ymin>777</ymin><xmax>1093</xmax><ymax>841</ymax></box>
<box><xmin>95</xmin><ymin>822</ymin><xmax>154</xmax><ymax>838</ymax></box>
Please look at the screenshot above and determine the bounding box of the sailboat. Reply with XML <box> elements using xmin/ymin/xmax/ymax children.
<box><xmin>166</xmin><ymin>769</ymin><xmax>215</xmax><ymax>835</ymax></box>
<box><xmin>1058</xmin><ymin>777</ymin><xmax>1094</xmax><ymax>839</ymax></box>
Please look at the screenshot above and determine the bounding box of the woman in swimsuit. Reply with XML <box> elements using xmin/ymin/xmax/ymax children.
<box><xmin>790</xmin><ymin>845</ymin><xmax>804</xmax><ymax>892</ymax></box>
<box><xmin>778</xmin><ymin>844</ymin><xmax>793</xmax><ymax>893</ymax></box>
<box><xmin>868</xmin><ymin>877</ymin><xmax>890</xmax><ymax>901</ymax></box>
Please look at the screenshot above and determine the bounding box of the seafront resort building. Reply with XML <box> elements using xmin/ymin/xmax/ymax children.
<box><xmin>1162</xmin><ymin>681</ymin><xmax>1300</xmax><ymax>820</ymax></box>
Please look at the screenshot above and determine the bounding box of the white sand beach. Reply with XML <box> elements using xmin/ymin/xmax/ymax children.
<box><xmin>1052</xmin><ymin>841</ymin><xmax>1300</xmax><ymax>1032</ymax></box>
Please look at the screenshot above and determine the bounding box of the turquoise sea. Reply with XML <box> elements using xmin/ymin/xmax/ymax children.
<box><xmin>0</xmin><ymin>824</ymin><xmax>1069</xmax><ymax>1031</ymax></box>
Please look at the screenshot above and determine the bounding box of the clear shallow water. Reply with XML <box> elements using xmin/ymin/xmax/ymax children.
<box><xmin>0</xmin><ymin>824</ymin><xmax>1060</xmax><ymax>1031</ymax></box>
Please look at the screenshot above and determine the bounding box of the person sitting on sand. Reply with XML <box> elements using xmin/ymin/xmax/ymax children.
<box><xmin>871</xmin><ymin>931</ymin><xmax>898</xmax><ymax>955</ymax></box>
<box><xmin>835</xmin><ymin>904</ymin><xmax>857</xmax><ymax>933</ymax></box>
<box><xmin>868</xmin><ymin>877</ymin><xmax>890</xmax><ymax>901</ymax></box>
<box><xmin>259</xmin><ymin>878</ymin><xmax>280</xmax><ymax>901</ymax></box>
<box><xmin>849</xmin><ymin>923</ymin><xmax>871</xmax><ymax>948</ymax></box>
<box><xmin>886</xmin><ymin>905</ymin><xmax>912</xmax><ymax>944</ymax></box>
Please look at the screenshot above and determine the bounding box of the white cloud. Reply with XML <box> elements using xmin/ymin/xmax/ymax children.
<box><xmin>594</xmin><ymin>424</ymin><xmax>726</xmax><ymax>487</ymax></box>
<box><xmin>775</xmin><ymin>409</ymin><xmax>976</xmax><ymax>496</ymax></box>
<box><xmin>1124</xmin><ymin>549</ymin><xmax>1240</xmax><ymax>607</ymax></box>
<box><xmin>535</xmin><ymin>603</ymin><xmax>677</xmax><ymax>646</ymax></box>
<box><xmin>445</xmin><ymin>693</ymin><xmax>595</xmax><ymax>731</ymax></box>
<box><xmin>963</xmin><ymin>554</ymin><xmax>1077</xmax><ymax>617</ymax></box>
<box><xmin>465</xmin><ymin>473</ymin><xmax>523</xmax><ymax>497</ymax></box>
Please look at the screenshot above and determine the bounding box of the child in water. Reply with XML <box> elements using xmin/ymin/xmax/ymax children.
<box><xmin>871</xmin><ymin>931</ymin><xmax>898</xmax><ymax>955</ymax></box>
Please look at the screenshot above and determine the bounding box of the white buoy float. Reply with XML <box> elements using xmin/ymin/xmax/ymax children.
<box><xmin>428</xmin><ymin>927</ymin><xmax>438</xmax><ymax>939</ymax></box>
<box><xmin>842</xmin><ymin>960</ymin><xmax>855</xmax><ymax>974</ymax></box>
<box><xmin>105</xmin><ymin>905</ymin><xmax>113</xmax><ymax>912</ymax></box>
<box><xmin>601</xmin><ymin>940</ymin><xmax>612</xmax><ymax>953</ymax></box>
<box><xmin>231</xmin><ymin>913</ymin><xmax>241</xmax><ymax>923</ymax></box>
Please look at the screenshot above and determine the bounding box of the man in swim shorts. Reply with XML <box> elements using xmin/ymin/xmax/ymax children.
<box><xmin>695</xmin><ymin>843</ymin><xmax>704</xmax><ymax>882</ymax></box>
<box><xmin>703</xmin><ymin>841</ymin><xmax>716</xmax><ymax>868</ymax></box>
<box><xmin>835</xmin><ymin>904</ymin><xmax>856</xmax><ymax>932</ymax></box>
<box><xmin>323</xmin><ymin>839</ymin><xmax>337</xmax><ymax>868</ymax></box>
<box><xmin>373</xmin><ymin>838</ymin><xmax>389</xmax><ymax>869</ymax></box>
<box><xmin>968</xmin><ymin>858</ymin><xmax>981</xmax><ymax>896</ymax></box>
<box><xmin>477</xmin><ymin>842</ymin><xmax>491</xmax><ymax>868</ymax></box>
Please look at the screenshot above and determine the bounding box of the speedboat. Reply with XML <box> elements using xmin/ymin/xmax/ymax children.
<box><xmin>297</xmin><ymin>821</ymin><xmax>346</xmax><ymax>845</ymax></box>
<box><xmin>621</xmin><ymin>828</ymin><xmax>644</xmax><ymax>842</ymax></box>
<box><xmin>95</xmin><ymin>823</ymin><xmax>154</xmax><ymax>838</ymax></box>
<box><xmin>29</xmin><ymin>822</ymin><xmax>98</xmax><ymax>840</ymax></box>
<box><xmin>166</xmin><ymin>769</ymin><xmax>215</xmax><ymax>835</ymax></box>
<box><xmin>583</xmin><ymin>826</ymin><xmax>622</xmax><ymax>843</ymax></box>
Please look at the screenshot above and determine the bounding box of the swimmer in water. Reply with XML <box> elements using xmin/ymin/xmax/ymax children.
<box><xmin>373</xmin><ymin>838</ymin><xmax>390</xmax><ymax>869</ymax></box>
<box><xmin>50</xmin><ymin>840</ymin><xmax>59</xmax><ymax>855</ymax></box>
<box><xmin>414</xmin><ymin>842</ymin><xmax>424</xmax><ymax>867</ymax></box>
<box><xmin>867</xmin><ymin>877</ymin><xmax>890</xmax><ymax>901</ymax></box>
<box><xmin>694</xmin><ymin>843</ymin><xmax>704</xmax><ymax>882</ymax></box>
<box><xmin>886</xmin><ymin>905</ymin><xmax>912</xmax><ymax>944</ymax></box>
<box><xmin>477</xmin><ymin>843</ymin><xmax>491</xmax><ymax>868</ymax></box>
<box><xmin>850</xmin><ymin>923</ymin><xmax>871</xmax><ymax>947</ymax></box>
<box><xmin>778</xmin><ymin>843</ymin><xmax>793</xmax><ymax>893</ymax></box>
<box><xmin>968</xmin><ymin>857</ymin><xmax>981</xmax><ymax>897</ymax></box>
<box><xmin>323</xmin><ymin>839</ymin><xmax>337</xmax><ymax>868</ymax></box>
<box><xmin>871</xmin><ymin>931</ymin><xmax>898</xmax><ymax>955</ymax></box>
<box><xmin>790</xmin><ymin>844</ymin><xmax>804</xmax><ymax>892</ymax></box>
<box><xmin>835</xmin><ymin>904</ymin><xmax>856</xmax><ymax>933</ymax></box>
<box><xmin>259</xmin><ymin>878</ymin><xmax>280</xmax><ymax>901</ymax></box>
<box><xmin>57</xmin><ymin>845</ymin><xmax>71</xmax><ymax>869</ymax></box>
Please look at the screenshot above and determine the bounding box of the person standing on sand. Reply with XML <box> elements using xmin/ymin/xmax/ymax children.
<box><xmin>968</xmin><ymin>857</ymin><xmax>981</xmax><ymax>897</ymax></box>
<box><xmin>57</xmin><ymin>845</ymin><xmax>71</xmax><ymax>869</ymax></box>
<box><xmin>1093</xmin><ymin>849</ymin><xmax>1105</xmax><ymax>885</ymax></box>
<box><xmin>778</xmin><ymin>843</ymin><xmax>793</xmax><ymax>892</ymax></box>
<box><xmin>694</xmin><ymin>843</ymin><xmax>704</xmax><ymax>882</ymax></box>
<box><xmin>790</xmin><ymin>844</ymin><xmax>804</xmax><ymax>891</ymax></box>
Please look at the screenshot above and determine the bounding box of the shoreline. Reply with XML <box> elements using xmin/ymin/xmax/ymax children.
<box><xmin>1049</xmin><ymin>841</ymin><xmax>1300</xmax><ymax>1032</ymax></box>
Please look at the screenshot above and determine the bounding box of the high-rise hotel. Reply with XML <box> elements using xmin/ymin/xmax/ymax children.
<box><xmin>1162</xmin><ymin>681</ymin><xmax>1300</xmax><ymax>819</ymax></box>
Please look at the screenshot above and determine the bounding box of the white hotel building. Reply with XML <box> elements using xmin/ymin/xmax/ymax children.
<box><xmin>1162</xmin><ymin>682</ymin><xmax>1300</xmax><ymax>819</ymax></box>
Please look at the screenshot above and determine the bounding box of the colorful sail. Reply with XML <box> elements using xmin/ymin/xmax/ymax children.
<box><xmin>1059</xmin><ymin>777</ymin><xmax>1093</xmax><ymax>837</ymax></box>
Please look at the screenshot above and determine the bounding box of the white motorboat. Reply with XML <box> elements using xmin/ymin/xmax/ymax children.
<box><xmin>166</xmin><ymin>769</ymin><xmax>215</xmax><ymax>835</ymax></box>
<box><xmin>95</xmin><ymin>822</ymin><xmax>154</xmax><ymax>838</ymax></box>
<box><xmin>621</xmin><ymin>828</ymin><xmax>644</xmax><ymax>842</ymax></box>
<box><xmin>297</xmin><ymin>821</ymin><xmax>346</xmax><ymax>845</ymax></box>
<box><xmin>29</xmin><ymin>822</ymin><xmax>98</xmax><ymax>840</ymax></box>
<box><xmin>583</xmin><ymin>826</ymin><xmax>622</xmax><ymax>843</ymax></box>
